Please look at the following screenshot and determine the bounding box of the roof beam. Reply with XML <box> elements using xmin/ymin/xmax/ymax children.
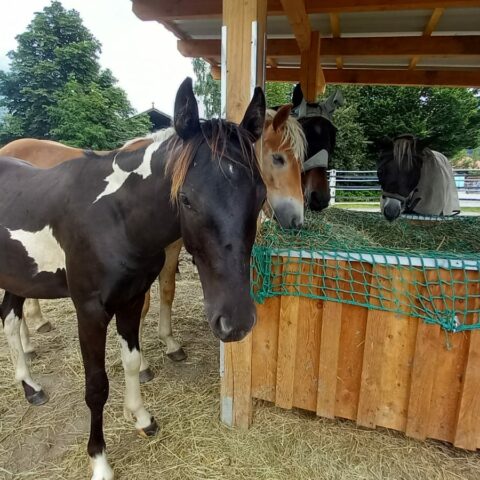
<box><xmin>280</xmin><ymin>0</ymin><xmax>311</xmax><ymax>51</ymax></box>
<box><xmin>262</xmin><ymin>67</ymin><xmax>480</xmax><ymax>87</ymax></box>
<box><xmin>409</xmin><ymin>8</ymin><xmax>444</xmax><ymax>69</ymax></box>
<box><xmin>178</xmin><ymin>35</ymin><xmax>480</xmax><ymax>58</ymax></box>
<box><xmin>133</xmin><ymin>0</ymin><xmax>480</xmax><ymax>20</ymax></box>
<box><xmin>329</xmin><ymin>13</ymin><xmax>343</xmax><ymax>69</ymax></box>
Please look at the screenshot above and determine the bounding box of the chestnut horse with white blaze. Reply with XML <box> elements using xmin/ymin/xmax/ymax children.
<box><xmin>0</xmin><ymin>78</ymin><xmax>267</xmax><ymax>479</ymax></box>
<box><xmin>1</xmin><ymin>104</ymin><xmax>306</xmax><ymax>377</ymax></box>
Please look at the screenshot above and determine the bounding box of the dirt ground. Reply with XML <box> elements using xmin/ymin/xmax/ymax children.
<box><xmin>1</xmin><ymin>251</ymin><xmax>479</xmax><ymax>480</ymax></box>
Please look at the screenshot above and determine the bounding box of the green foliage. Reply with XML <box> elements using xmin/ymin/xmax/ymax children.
<box><xmin>192</xmin><ymin>58</ymin><xmax>221</xmax><ymax>118</ymax></box>
<box><xmin>265</xmin><ymin>82</ymin><xmax>294</xmax><ymax>108</ymax></box>
<box><xmin>0</xmin><ymin>1</ymin><xmax>148</xmax><ymax>148</ymax></box>
<box><xmin>48</xmin><ymin>79</ymin><xmax>151</xmax><ymax>150</ymax></box>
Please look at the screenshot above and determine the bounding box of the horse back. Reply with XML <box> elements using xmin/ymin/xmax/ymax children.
<box><xmin>0</xmin><ymin>138</ymin><xmax>86</xmax><ymax>168</ymax></box>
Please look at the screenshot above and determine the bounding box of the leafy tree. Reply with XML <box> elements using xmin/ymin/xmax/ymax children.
<box><xmin>48</xmin><ymin>78</ymin><xmax>151</xmax><ymax>150</ymax></box>
<box><xmin>0</xmin><ymin>1</ymin><xmax>149</xmax><ymax>148</ymax></box>
<box><xmin>192</xmin><ymin>58</ymin><xmax>221</xmax><ymax>118</ymax></box>
<box><xmin>265</xmin><ymin>82</ymin><xmax>294</xmax><ymax>108</ymax></box>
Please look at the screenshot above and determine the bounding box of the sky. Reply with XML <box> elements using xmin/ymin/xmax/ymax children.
<box><xmin>0</xmin><ymin>0</ymin><xmax>195</xmax><ymax>115</ymax></box>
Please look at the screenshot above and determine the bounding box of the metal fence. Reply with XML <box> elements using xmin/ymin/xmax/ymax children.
<box><xmin>329</xmin><ymin>169</ymin><xmax>480</xmax><ymax>207</ymax></box>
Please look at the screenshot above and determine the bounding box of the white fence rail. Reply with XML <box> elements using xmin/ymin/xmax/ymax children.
<box><xmin>329</xmin><ymin>169</ymin><xmax>480</xmax><ymax>207</ymax></box>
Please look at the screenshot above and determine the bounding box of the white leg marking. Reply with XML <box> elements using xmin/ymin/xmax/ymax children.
<box><xmin>23</xmin><ymin>298</ymin><xmax>47</xmax><ymax>330</ymax></box>
<box><xmin>20</xmin><ymin>317</ymin><xmax>35</xmax><ymax>354</ymax></box>
<box><xmin>158</xmin><ymin>240</ymin><xmax>183</xmax><ymax>354</ymax></box>
<box><xmin>90</xmin><ymin>451</ymin><xmax>114</xmax><ymax>480</ymax></box>
<box><xmin>4</xmin><ymin>311</ymin><xmax>41</xmax><ymax>391</ymax></box>
<box><xmin>118</xmin><ymin>337</ymin><xmax>152</xmax><ymax>429</ymax></box>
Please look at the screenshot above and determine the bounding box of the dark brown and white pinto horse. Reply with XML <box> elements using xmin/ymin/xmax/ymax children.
<box><xmin>0</xmin><ymin>78</ymin><xmax>266</xmax><ymax>479</ymax></box>
<box><xmin>290</xmin><ymin>83</ymin><xmax>339</xmax><ymax>211</ymax></box>
<box><xmin>1</xmin><ymin>104</ymin><xmax>306</xmax><ymax>369</ymax></box>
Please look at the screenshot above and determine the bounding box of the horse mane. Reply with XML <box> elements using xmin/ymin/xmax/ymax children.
<box><xmin>393</xmin><ymin>134</ymin><xmax>417</xmax><ymax>170</ymax></box>
<box><xmin>265</xmin><ymin>109</ymin><xmax>306</xmax><ymax>164</ymax></box>
<box><xmin>165</xmin><ymin>119</ymin><xmax>259</xmax><ymax>203</ymax></box>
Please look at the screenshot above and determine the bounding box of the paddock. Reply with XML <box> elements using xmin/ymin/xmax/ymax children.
<box><xmin>1</xmin><ymin>249</ymin><xmax>480</xmax><ymax>479</ymax></box>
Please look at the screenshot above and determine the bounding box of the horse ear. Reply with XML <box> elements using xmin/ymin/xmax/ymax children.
<box><xmin>292</xmin><ymin>84</ymin><xmax>303</xmax><ymax>108</ymax></box>
<box><xmin>415</xmin><ymin>137</ymin><xmax>431</xmax><ymax>154</ymax></box>
<box><xmin>240</xmin><ymin>87</ymin><xmax>266</xmax><ymax>142</ymax></box>
<box><xmin>272</xmin><ymin>104</ymin><xmax>292</xmax><ymax>132</ymax></box>
<box><xmin>174</xmin><ymin>77</ymin><xmax>201</xmax><ymax>141</ymax></box>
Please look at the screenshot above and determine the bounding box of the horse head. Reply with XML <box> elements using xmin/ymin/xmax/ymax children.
<box><xmin>291</xmin><ymin>84</ymin><xmax>338</xmax><ymax>212</ymax></box>
<box><xmin>169</xmin><ymin>78</ymin><xmax>266</xmax><ymax>342</ymax></box>
<box><xmin>261</xmin><ymin>105</ymin><xmax>305</xmax><ymax>229</ymax></box>
<box><xmin>376</xmin><ymin>134</ymin><xmax>428</xmax><ymax>221</ymax></box>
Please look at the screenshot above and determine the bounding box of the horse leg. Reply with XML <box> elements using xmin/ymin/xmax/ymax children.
<box><xmin>138</xmin><ymin>290</ymin><xmax>154</xmax><ymax>384</ymax></box>
<box><xmin>77</xmin><ymin>301</ymin><xmax>113</xmax><ymax>480</ymax></box>
<box><xmin>1</xmin><ymin>292</ymin><xmax>47</xmax><ymax>405</ymax></box>
<box><xmin>20</xmin><ymin>317</ymin><xmax>36</xmax><ymax>360</ymax></box>
<box><xmin>158</xmin><ymin>239</ymin><xmax>186</xmax><ymax>362</ymax></box>
<box><xmin>116</xmin><ymin>294</ymin><xmax>158</xmax><ymax>437</ymax></box>
<box><xmin>23</xmin><ymin>298</ymin><xmax>52</xmax><ymax>333</ymax></box>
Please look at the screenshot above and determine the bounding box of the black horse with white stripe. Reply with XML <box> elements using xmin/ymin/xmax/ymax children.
<box><xmin>0</xmin><ymin>78</ymin><xmax>266</xmax><ymax>480</ymax></box>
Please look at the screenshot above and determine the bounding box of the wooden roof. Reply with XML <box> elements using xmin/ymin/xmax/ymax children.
<box><xmin>132</xmin><ymin>1</ymin><xmax>480</xmax><ymax>87</ymax></box>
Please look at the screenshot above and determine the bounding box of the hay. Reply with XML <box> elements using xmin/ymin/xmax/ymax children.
<box><xmin>257</xmin><ymin>208</ymin><xmax>480</xmax><ymax>256</ymax></box>
<box><xmin>1</xmin><ymin>250</ymin><xmax>480</xmax><ymax>480</ymax></box>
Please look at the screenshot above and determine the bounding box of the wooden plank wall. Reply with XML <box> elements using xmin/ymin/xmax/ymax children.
<box><xmin>249</xmin><ymin>260</ymin><xmax>480</xmax><ymax>450</ymax></box>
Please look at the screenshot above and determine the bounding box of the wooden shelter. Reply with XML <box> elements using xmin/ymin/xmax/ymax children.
<box><xmin>131</xmin><ymin>0</ymin><xmax>480</xmax><ymax>436</ymax></box>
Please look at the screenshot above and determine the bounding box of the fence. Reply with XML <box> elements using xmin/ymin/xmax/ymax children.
<box><xmin>329</xmin><ymin>169</ymin><xmax>480</xmax><ymax>207</ymax></box>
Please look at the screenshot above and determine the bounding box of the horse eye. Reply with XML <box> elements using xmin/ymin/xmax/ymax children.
<box><xmin>272</xmin><ymin>154</ymin><xmax>286</xmax><ymax>167</ymax></box>
<box><xmin>179</xmin><ymin>193</ymin><xmax>192</xmax><ymax>209</ymax></box>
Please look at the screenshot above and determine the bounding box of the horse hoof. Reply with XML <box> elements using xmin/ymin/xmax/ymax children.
<box><xmin>139</xmin><ymin>367</ymin><xmax>155</xmax><ymax>384</ymax></box>
<box><xmin>37</xmin><ymin>322</ymin><xmax>53</xmax><ymax>333</ymax></box>
<box><xmin>24</xmin><ymin>351</ymin><xmax>37</xmax><ymax>361</ymax></box>
<box><xmin>137</xmin><ymin>418</ymin><xmax>159</xmax><ymax>438</ymax></box>
<box><xmin>167</xmin><ymin>348</ymin><xmax>187</xmax><ymax>362</ymax></box>
<box><xmin>27</xmin><ymin>389</ymin><xmax>48</xmax><ymax>406</ymax></box>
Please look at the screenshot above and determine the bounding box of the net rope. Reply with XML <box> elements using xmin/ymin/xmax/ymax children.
<box><xmin>251</xmin><ymin>208</ymin><xmax>480</xmax><ymax>333</ymax></box>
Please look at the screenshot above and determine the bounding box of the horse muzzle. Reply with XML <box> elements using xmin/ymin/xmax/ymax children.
<box><xmin>381</xmin><ymin>195</ymin><xmax>403</xmax><ymax>221</ymax></box>
<box><xmin>270</xmin><ymin>197</ymin><xmax>304</xmax><ymax>229</ymax></box>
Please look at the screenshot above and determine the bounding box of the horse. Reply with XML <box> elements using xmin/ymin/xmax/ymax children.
<box><xmin>290</xmin><ymin>83</ymin><xmax>339</xmax><ymax>211</ymax></box>
<box><xmin>0</xmin><ymin>77</ymin><xmax>266</xmax><ymax>480</ymax></box>
<box><xmin>0</xmin><ymin>103</ymin><xmax>306</xmax><ymax>374</ymax></box>
<box><xmin>376</xmin><ymin>134</ymin><xmax>460</xmax><ymax>221</ymax></box>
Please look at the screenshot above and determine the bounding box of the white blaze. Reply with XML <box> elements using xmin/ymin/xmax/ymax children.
<box><xmin>8</xmin><ymin>226</ymin><xmax>66</xmax><ymax>274</ymax></box>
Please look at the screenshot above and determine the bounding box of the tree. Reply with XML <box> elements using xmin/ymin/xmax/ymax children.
<box><xmin>192</xmin><ymin>58</ymin><xmax>221</xmax><ymax>118</ymax></box>
<box><xmin>0</xmin><ymin>1</ymin><xmax>149</xmax><ymax>148</ymax></box>
<box><xmin>265</xmin><ymin>82</ymin><xmax>294</xmax><ymax>108</ymax></box>
<box><xmin>48</xmin><ymin>77</ymin><xmax>151</xmax><ymax>150</ymax></box>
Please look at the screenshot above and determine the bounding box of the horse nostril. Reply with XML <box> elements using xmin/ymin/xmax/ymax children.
<box><xmin>216</xmin><ymin>315</ymin><xmax>234</xmax><ymax>337</ymax></box>
<box><xmin>290</xmin><ymin>216</ymin><xmax>303</xmax><ymax>229</ymax></box>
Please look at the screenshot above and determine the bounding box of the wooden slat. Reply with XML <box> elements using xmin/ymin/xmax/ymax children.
<box><xmin>251</xmin><ymin>297</ymin><xmax>281</xmax><ymax>402</ymax></box>
<box><xmin>425</xmin><ymin>270</ymin><xmax>471</xmax><ymax>443</ymax></box>
<box><xmin>133</xmin><ymin>0</ymin><xmax>480</xmax><ymax>21</ymax></box>
<box><xmin>178</xmin><ymin>36</ymin><xmax>480</xmax><ymax>58</ymax></box>
<box><xmin>280</xmin><ymin>0</ymin><xmax>311</xmax><ymax>52</ymax></box>
<box><xmin>275</xmin><ymin>296</ymin><xmax>300</xmax><ymax>409</ymax></box>
<box><xmin>454</xmin><ymin>271</ymin><xmax>480</xmax><ymax>450</ymax></box>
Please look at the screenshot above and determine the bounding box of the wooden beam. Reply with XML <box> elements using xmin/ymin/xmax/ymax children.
<box><xmin>280</xmin><ymin>0</ymin><xmax>311</xmax><ymax>51</ymax></box>
<box><xmin>178</xmin><ymin>35</ymin><xmax>480</xmax><ymax>58</ymax></box>
<box><xmin>301</xmin><ymin>32</ymin><xmax>325</xmax><ymax>101</ymax></box>
<box><xmin>409</xmin><ymin>7</ymin><xmax>445</xmax><ymax>69</ymax></box>
<box><xmin>329</xmin><ymin>13</ymin><xmax>343</xmax><ymax>69</ymax></box>
<box><xmin>267</xmin><ymin>57</ymin><xmax>278</xmax><ymax>68</ymax></box>
<box><xmin>132</xmin><ymin>0</ymin><xmax>480</xmax><ymax>21</ymax></box>
<box><xmin>261</xmin><ymin>67</ymin><xmax>480</xmax><ymax>87</ymax></box>
<box><xmin>220</xmin><ymin>0</ymin><xmax>267</xmax><ymax>430</ymax></box>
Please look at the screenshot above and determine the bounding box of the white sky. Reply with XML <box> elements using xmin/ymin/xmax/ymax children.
<box><xmin>0</xmin><ymin>0</ymin><xmax>195</xmax><ymax>115</ymax></box>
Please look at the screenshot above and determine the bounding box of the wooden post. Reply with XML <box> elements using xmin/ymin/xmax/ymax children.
<box><xmin>220</xmin><ymin>0</ymin><xmax>267</xmax><ymax>429</ymax></box>
<box><xmin>300</xmin><ymin>31</ymin><xmax>326</xmax><ymax>102</ymax></box>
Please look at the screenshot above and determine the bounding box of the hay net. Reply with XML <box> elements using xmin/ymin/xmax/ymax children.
<box><xmin>251</xmin><ymin>208</ymin><xmax>480</xmax><ymax>332</ymax></box>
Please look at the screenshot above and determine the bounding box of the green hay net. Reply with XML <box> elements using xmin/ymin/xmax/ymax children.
<box><xmin>251</xmin><ymin>208</ymin><xmax>480</xmax><ymax>332</ymax></box>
